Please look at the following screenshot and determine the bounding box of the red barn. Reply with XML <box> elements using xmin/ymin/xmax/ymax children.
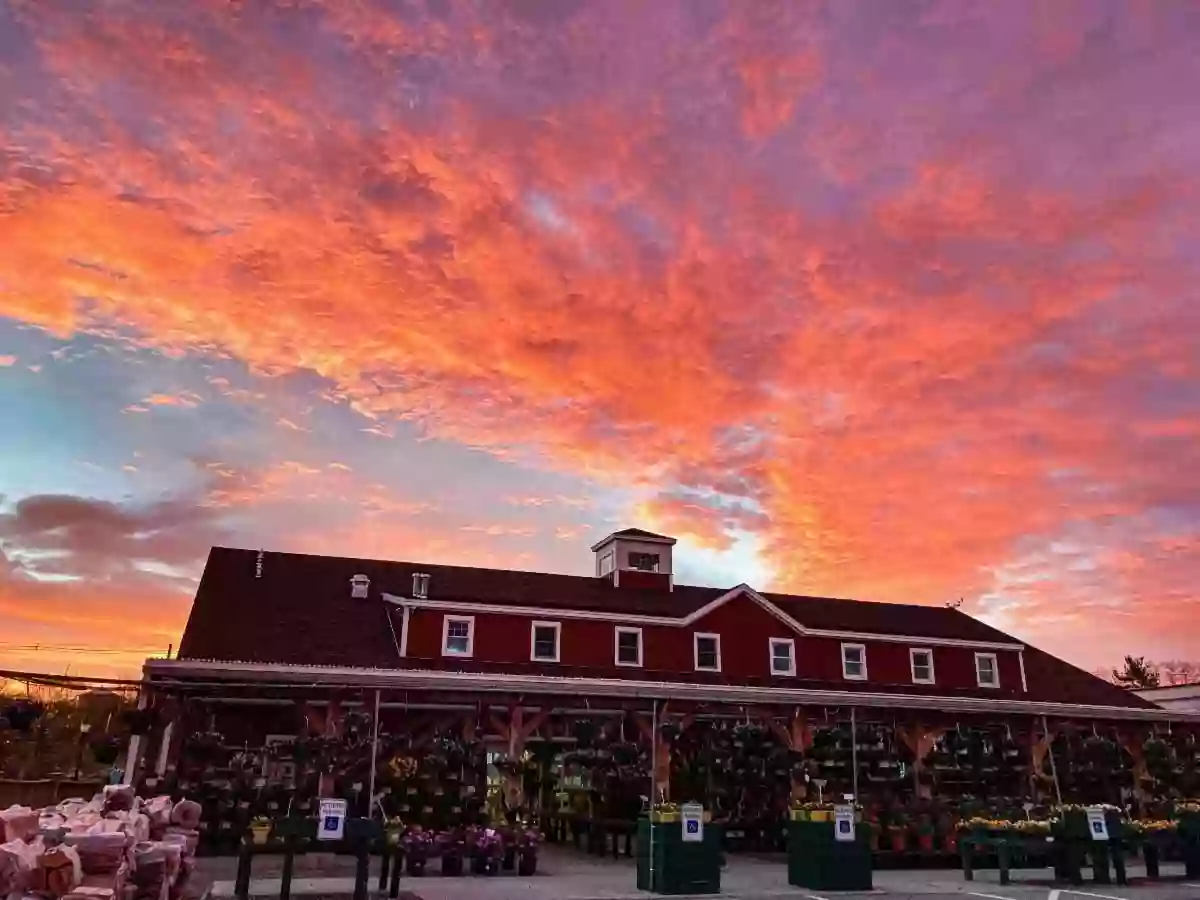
<box><xmin>138</xmin><ymin>528</ymin><xmax>1196</xmax><ymax>847</ymax></box>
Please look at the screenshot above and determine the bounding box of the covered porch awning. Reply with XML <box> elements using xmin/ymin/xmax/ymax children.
<box><xmin>144</xmin><ymin>659</ymin><xmax>1199</xmax><ymax>724</ymax></box>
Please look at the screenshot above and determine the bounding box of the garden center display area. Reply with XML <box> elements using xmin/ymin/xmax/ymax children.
<box><xmin>123</xmin><ymin>537</ymin><xmax>1200</xmax><ymax>886</ymax></box>
<box><xmin>127</xmin><ymin>670</ymin><xmax>1200</xmax><ymax>877</ymax></box>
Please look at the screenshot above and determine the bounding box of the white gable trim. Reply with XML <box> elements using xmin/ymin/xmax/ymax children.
<box><xmin>380</xmin><ymin>588</ymin><xmax>1023</xmax><ymax>651</ymax></box>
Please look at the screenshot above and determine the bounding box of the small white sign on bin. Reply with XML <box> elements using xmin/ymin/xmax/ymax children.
<box><xmin>1086</xmin><ymin>807</ymin><xmax>1109</xmax><ymax>841</ymax></box>
<box><xmin>317</xmin><ymin>798</ymin><xmax>348</xmax><ymax>841</ymax></box>
<box><xmin>681</xmin><ymin>802</ymin><xmax>704</xmax><ymax>843</ymax></box>
<box><xmin>834</xmin><ymin>805</ymin><xmax>856</xmax><ymax>842</ymax></box>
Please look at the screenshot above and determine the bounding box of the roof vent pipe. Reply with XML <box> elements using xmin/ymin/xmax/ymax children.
<box><xmin>350</xmin><ymin>574</ymin><xmax>371</xmax><ymax>599</ymax></box>
<box><xmin>412</xmin><ymin>572</ymin><xmax>430</xmax><ymax>599</ymax></box>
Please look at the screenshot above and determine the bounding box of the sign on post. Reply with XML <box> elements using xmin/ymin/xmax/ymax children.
<box><xmin>317</xmin><ymin>798</ymin><xmax>348</xmax><ymax>841</ymax></box>
<box><xmin>1085</xmin><ymin>807</ymin><xmax>1109</xmax><ymax>841</ymax></box>
<box><xmin>681</xmin><ymin>802</ymin><xmax>704</xmax><ymax>843</ymax></box>
<box><xmin>834</xmin><ymin>805</ymin><xmax>856</xmax><ymax>842</ymax></box>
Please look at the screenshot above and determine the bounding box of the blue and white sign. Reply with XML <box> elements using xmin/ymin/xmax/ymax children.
<box><xmin>834</xmin><ymin>805</ymin><xmax>856</xmax><ymax>842</ymax></box>
<box><xmin>681</xmin><ymin>802</ymin><xmax>704</xmax><ymax>843</ymax></box>
<box><xmin>1086</xmin><ymin>807</ymin><xmax>1109</xmax><ymax>841</ymax></box>
<box><xmin>317</xmin><ymin>797</ymin><xmax>347</xmax><ymax>841</ymax></box>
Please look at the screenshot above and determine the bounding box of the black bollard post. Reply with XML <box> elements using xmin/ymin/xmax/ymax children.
<box><xmin>234</xmin><ymin>840</ymin><xmax>253</xmax><ymax>900</ymax></box>
<box><xmin>1144</xmin><ymin>841</ymin><xmax>1160</xmax><ymax>879</ymax></box>
<box><xmin>378</xmin><ymin>842</ymin><xmax>391</xmax><ymax>892</ymax></box>
<box><xmin>1111</xmin><ymin>840</ymin><xmax>1127</xmax><ymax>886</ymax></box>
<box><xmin>280</xmin><ymin>834</ymin><xmax>297</xmax><ymax>900</ymax></box>
<box><xmin>1092</xmin><ymin>842</ymin><xmax>1112</xmax><ymax>885</ymax></box>
<box><xmin>388</xmin><ymin>847</ymin><xmax>403</xmax><ymax>899</ymax></box>
<box><xmin>353</xmin><ymin>839</ymin><xmax>370</xmax><ymax>900</ymax></box>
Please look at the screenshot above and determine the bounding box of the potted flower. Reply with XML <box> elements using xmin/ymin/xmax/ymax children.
<box><xmin>249</xmin><ymin>816</ymin><xmax>272</xmax><ymax>845</ymax></box>
<box><xmin>438</xmin><ymin>828</ymin><xmax>465</xmax><ymax>876</ymax></box>
<box><xmin>471</xmin><ymin>827</ymin><xmax>503</xmax><ymax>875</ymax></box>
<box><xmin>402</xmin><ymin>826</ymin><xmax>433</xmax><ymax>875</ymax></box>
<box><xmin>382</xmin><ymin>816</ymin><xmax>404</xmax><ymax>848</ymax></box>
<box><xmin>914</xmin><ymin>816</ymin><xmax>936</xmax><ymax>853</ymax></box>
<box><xmin>886</xmin><ymin>810</ymin><xmax>909</xmax><ymax>852</ymax></box>
<box><xmin>517</xmin><ymin>825</ymin><xmax>541</xmax><ymax>876</ymax></box>
<box><xmin>650</xmin><ymin>802</ymin><xmax>680</xmax><ymax>823</ymax></box>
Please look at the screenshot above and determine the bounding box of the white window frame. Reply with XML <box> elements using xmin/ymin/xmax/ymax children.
<box><xmin>614</xmin><ymin>626</ymin><xmax>643</xmax><ymax>668</ymax></box>
<box><xmin>529</xmin><ymin>620</ymin><xmax>562</xmax><ymax>663</ymax></box>
<box><xmin>441</xmin><ymin>615</ymin><xmax>475</xmax><ymax>657</ymax></box>
<box><xmin>693</xmin><ymin>632</ymin><xmax>722</xmax><ymax>672</ymax></box>
<box><xmin>841</xmin><ymin>642</ymin><xmax>867</xmax><ymax>680</ymax></box>
<box><xmin>975</xmin><ymin>651</ymin><xmax>1000</xmax><ymax>688</ymax></box>
<box><xmin>768</xmin><ymin>637</ymin><xmax>796</xmax><ymax>676</ymax></box>
<box><xmin>909</xmin><ymin>647</ymin><xmax>936</xmax><ymax>684</ymax></box>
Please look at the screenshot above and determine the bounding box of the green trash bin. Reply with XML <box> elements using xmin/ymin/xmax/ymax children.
<box><xmin>787</xmin><ymin>817</ymin><xmax>873</xmax><ymax>892</ymax></box>
<box><xmin>636</xmin><ymin>816</ymin><xmax>721</xmax><ymax>894</ymax></box>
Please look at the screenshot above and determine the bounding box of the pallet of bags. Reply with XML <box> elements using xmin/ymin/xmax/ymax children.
<box><xmin>0</xmin><ymin>837</ymin><xmax>41</xmax><ymax>896</ymax></box>
<box><xmin>63</xmin><ymin>829</ymin><xmax>128</xmax><ymax>875</ymax></box>
<box><xmin>30</xmin><ymin>844</ymin><xmax>83</xmax><ymax>897</ymax></box>
<box><xmin>129</xmin><ymin>843</ymin><xmax>169</xmax><ymax>900</ymax></box>
<box><xmin>0</xmin><ymin>806</ymin><xmax>39</xmax><ymax>843</ymax></box>
<box><xmin>142</xmin><ymin>799</ymin><xmax>172</xmax><ymax>840</ymax></box>
<box><xmin>62</xmin><ymin>863</ymin><xmax>129</xmax><ymax>900</ymax></box>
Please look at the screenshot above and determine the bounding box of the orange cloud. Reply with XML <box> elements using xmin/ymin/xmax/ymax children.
<box><xmin>2</xmin><ymin>0</ymin><xmax>1199</xmax><ymax>670</ymax></box>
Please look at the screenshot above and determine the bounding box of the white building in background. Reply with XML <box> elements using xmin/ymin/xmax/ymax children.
<box><xmin>1137</xmin><ymin>682</ymin><xmax>1200</xmax><ymax>713</ymax></box>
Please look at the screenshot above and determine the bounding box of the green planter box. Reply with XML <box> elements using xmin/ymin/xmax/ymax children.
<box><xmin>787</xmin><ymin>819</ymin><xmax>872</xmax><ymax>892</ymax></box>
<box><xmin>636</xmin><ymin>818</ymin><xmax>721</xmax><ymax>895</ymax></box>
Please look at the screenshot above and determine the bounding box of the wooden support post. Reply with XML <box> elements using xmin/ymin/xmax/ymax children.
<box><xmin>895</xmin><ymin>721</ymin><xmax>949</xmax><ymax>800</ymax></box>
<box><xmin>486</xmin><ymin>704</ymin><xmax>552</xmax><ymax>812</ymax></box>
<box><xmin>768</xmin><ymin>708</ymin><xmax>814</xmax><ymax>802</ymax></box>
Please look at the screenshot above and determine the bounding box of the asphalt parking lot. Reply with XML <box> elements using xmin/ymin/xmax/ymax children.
<box><xmin>200</xmin><ymin>846</ymin><xmax>1200</xmax><ymax>900</ymax></box>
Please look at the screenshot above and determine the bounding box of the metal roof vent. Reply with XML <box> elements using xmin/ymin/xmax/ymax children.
<box><xmin>412</xmin><ymin>572</ymin><xmax>430</xmax><ymax>599</ymax></box>
<box><xmin>350</xmin><ymin>573</ymin><xmax>371</xmax><ymax>599</ymax></box>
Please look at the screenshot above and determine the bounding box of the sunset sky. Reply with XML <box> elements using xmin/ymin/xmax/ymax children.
<box><xmin>1</xmin><ymin>0</ymin><xmax>1198</xmax><ymax>679</ymax></box>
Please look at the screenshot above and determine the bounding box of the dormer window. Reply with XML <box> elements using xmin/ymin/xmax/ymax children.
<box><xmin>975</xmin><ymin>652</ymin><xmax>1000</xmax><ymax>688</ymax></box>
<box><xmin>349</xmin><ymin>574</ymin><xmax>371</xmax><ymax>599</ymax></box>
<box><xmin>442</xmin><ymin>616</ymin><xmax>474</xmax><ymax>657</ymax></box>
<box><xmin>769</xmin><ymin>638</ymin><xmax>796</xmax><ymax>676</ymax></box>
<box><xmin>841</xmin><ymin>643</ymin><xmax>867</xmax><ymax>680</ymax></box>
<box><xmin>694</xmin><ymin>633</ymin><xmax>721</xmax><ymax>672</ymax></box>
<box><xmin>412</xmin><ymin>572</ymin><xmax>430</xmax><ymax>599</ymax></box>
<box><xmin>910</xmin><ymin>648</ymin><xmax>935</xmax><ymax>684</ymax></box>
<box><xmin>530</xmin><ymin>621</ymin><xmax>561</xmax><ymax>663</ymax></box>
<box><xmin>628</xmin><ymin>552</ymin><xmax>660</xmax><ymax>572</ymax></box>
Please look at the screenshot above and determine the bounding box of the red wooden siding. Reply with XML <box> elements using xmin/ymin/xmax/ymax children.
<box><xmin>402</xmin><ymin>593</ymin><xmax>1025</xmax><ymax>695</ymax></box>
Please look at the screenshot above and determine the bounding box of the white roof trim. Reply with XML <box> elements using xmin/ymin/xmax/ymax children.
<box><xmin>143</xmin><ymin>659</ymin><xmax>1198</xmax><ymax>723</ymax></box>
<box><xmin>379</xmin><ymin>587</ymin><xmax>1023</xmax><ymax>651</ymax></box>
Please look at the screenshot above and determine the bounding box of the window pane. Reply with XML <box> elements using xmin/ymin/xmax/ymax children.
<box><xmin>629</xmin><ymin>552</ymin><xmax>660</xmax><ymax>572</ymax></box>
<box><xmin>771</xmin><ymin>642</ymin><xmax>792</xmax><ymax>672</ymax></box>
<box><xmin>446</xmin><ymin>620</ymin><xmax>470</xmax><ymax>653</ymax></box>
<box><xmin>617</xmin><ymin>631</ymin><xmax>640</xmax><ymax>663</ymax></box>
<box><xmin>533</xmin><ymin>626</ymin><xmax>558</xmax><ymax>659</ymax></box>
<box><xmin>844</xmin><ymin>647</ymin><xmax>862</xmax><ymax>663</ymax></box>
<box><xmin>696</xmin><ymin>637</ymin><xmax>718</xmax><ymax>669</ymax></box>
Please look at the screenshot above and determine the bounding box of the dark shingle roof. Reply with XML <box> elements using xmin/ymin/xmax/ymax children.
<box><xmin>175</xmin><ymin>546</ymin><xmax>1153</xmax><ymax>710</ymax></box>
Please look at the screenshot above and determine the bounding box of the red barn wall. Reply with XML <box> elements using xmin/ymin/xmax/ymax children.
<box><xmin>402</xmin><ymin>596</ymin><xmax>1023</xmax><ymax>693</ymax></box>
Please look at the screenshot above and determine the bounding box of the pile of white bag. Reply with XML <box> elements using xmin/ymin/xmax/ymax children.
<box><xmin>0</xmin><ymin>787</ymin><xmax>200</xmax><ymax>900</ymax></box>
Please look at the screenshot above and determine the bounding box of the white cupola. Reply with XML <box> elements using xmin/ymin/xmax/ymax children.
<box><xmin>590</xmin><ymin>528</ymin><xmax>676</xmax><ymax>587</ymax></box>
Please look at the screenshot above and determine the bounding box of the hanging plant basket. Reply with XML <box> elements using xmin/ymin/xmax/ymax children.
<box><xmin>659</xmin><ymin>721</ymin><xmax>681</xmax><ymax>743</ymax></box>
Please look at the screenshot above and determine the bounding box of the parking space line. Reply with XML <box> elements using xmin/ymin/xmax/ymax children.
<box><xmin>967</xmin><ymin>892</ymin><xmax>1019</xmax><ymax>900</ymax></box>
<box><xmin>1058</xmin><ymin>890</ymin><xmax>1124</xmax><ymax>900</ymax></box>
